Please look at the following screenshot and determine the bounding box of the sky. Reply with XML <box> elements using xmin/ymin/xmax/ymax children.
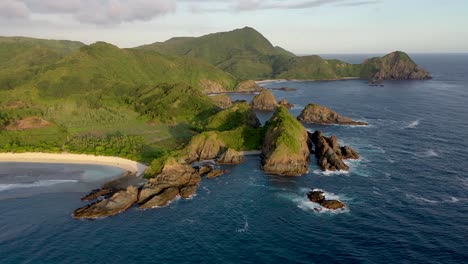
<box><xmin>0</xmin><ymin>0</ymin><xmax>467</xmax><ymax>54</ymax></box>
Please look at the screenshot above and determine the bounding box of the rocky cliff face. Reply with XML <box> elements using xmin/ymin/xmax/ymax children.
<box><xmin>235</xmin><ymin>80</ymin><xmax>262</xmax><ymax>93</ymax></box>
<box><xmin>218</xmin><ymin>148</ymin><xmax>244</xmax><ymax>164</ymax></box>
<box><xmin>361</xmin><ymin>51</ymin><xmax>431</xmax><ymax>81</ymax></box>
<box><xmin>310</xmin><ymin>131</ymin><xmax>359</xmax><ymax>171</ymax></box>
<box><xmin>251</xmin><ymin>89</ymin><xmax>279</xmax><ymax>111</ymax></box>
<box><xmin>73</xmin><ymin>186</ymin><xmax>139</xmax><ymax>219</ymax></box>
<box><xmin>139</xmin><ymin>157</ymin><xmax>201</xmax><ymax>209</ymax></box>
<box><xmin>210</xmin><ymin>94</ymin><xmax>232</xmax><ymax>109</ymax></box>
<box><xmin>297</xmin><ymin>104</ymin><xmax>367</xmax><ymax>126</ymax></box>
<box><xmin>261</xmin><ymin>107</ymin><xmax>310</xmax><ymax>176</ymax></box>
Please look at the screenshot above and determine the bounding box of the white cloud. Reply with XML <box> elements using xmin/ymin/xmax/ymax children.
<box><xmin>0</xmin><ymin>0</ymin><xmax>29</xmax><ymax>19</ymax></box>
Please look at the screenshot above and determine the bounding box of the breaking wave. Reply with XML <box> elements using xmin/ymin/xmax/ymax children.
<box><xmin>0</xmin><ymin>180</ymin><xmax>79</xmax><ymax>192</ymax></box>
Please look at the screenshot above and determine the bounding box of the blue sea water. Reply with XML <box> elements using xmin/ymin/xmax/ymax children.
<box><xmin>1</xmin><ymin>54</ymin><xmax>467</xmax><ymax>264</ymax></box>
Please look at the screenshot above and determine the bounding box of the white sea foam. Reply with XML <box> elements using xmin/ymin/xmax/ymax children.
<box><xmin>236</xmin><ymin>216</ymin><xmax>249</xmax><ymax>233</ymax></box>
<box><xmin>0</xmin><ymin>180</ymin><xmax>78</xmax><ymax>192</ymax></box>
<box><xmin>202</xmin><ymin>186</ymin><xmax>211</xmax><ymax>194</ymax></box>
<box><xmin>405</xmin><ymin>119</ymin><xmax>421</xmax><ymax>129</ymax></box>
<box><xmin>312</xmin><ymin>169</ymin><xmax>350</xmax><ymax>176</ymax></box>
<box><xmin>405</xmin><ymin>194</ymin><xmax>438</xmax><ymax>204</ymax></box>
<box><xmin>415</xmin><ymin>149</ymin><xmax>439</xmax><ymax>158</ymax></box>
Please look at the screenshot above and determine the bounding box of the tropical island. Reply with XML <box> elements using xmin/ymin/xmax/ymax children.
<box><xmin>0</xmin><ymin>27</ymin><xmax>431</xmax><ymax>218</ymax></box>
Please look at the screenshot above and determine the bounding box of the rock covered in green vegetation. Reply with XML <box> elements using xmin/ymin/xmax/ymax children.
<box><xmin>209</xmin><ymin>94</ymin><xmax>232</xmax><ymax>109</ymax></box>
<box><xmin>297</xmin><ymin>104</ymin><xmax>367</xmax><ymax>126</ymax></box>
<box><xmin>261</xmin><ymin>106</ymin><xmax>310</xmax><ymax>176</ymax></box>
<box><xmin>360</xmin><ymin>51</ymin><xmax>431</xmax><ymax>80</ymax></box>
<box><xmin>310</xmin><ymin>131</ymin><xmax>359</xmax><ymax>171</ymax></box>
<box><xmin>73</xmin><ymin>186</ymin><xmax>139</xmax><ymax>219</ymax></box>
<box><xmin>251</xmin><ymin>89</ymin><xmax>279</xmax><ymax>111</ymax></box>
<box><xmin>204</xmin><ymin>101</ymin><xmax>260</xmax><ymax>131</ymax></box>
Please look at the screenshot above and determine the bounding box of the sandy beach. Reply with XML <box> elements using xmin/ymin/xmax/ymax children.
<box><xmin>0</xmin><ymin>152</ymin><xmax>148</xmax><ymax>177</ymax></box>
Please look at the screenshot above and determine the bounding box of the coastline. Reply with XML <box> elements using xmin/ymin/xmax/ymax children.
<box><xmin>255</xmin><ymin>77</ymin><xmax>361</xmax><ymax>84</ymax></box>
<box><xmin>0</xmin><ymin>152</ymin><xmax>148</xmax><ymax>177</ymax></box>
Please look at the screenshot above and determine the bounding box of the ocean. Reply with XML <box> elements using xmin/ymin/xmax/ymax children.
<box><xmin>1</xmin><ymin>54</ymin><xmax>467</xmax><ymax>263</ymax></box>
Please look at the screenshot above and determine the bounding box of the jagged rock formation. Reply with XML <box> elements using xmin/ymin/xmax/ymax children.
<box><xmin>278</xmin><ymin>99</ymin><xmax>294</xmax><ymax>109</ymax></box>
<box><xmin>235</xmin><ymin>80</ymin><xmax>262</xmax><ymax>93</ymax></box>
<box><xmin>310</xmin><ymin>131</ymin><xmax>359</xmax><ymax>171</ymax></box>
<box><xmin>251</xmin><ymin>89</ymin><xmax>279</xmax><ymax>111</ymax></box>
<box><xmin>297</xmin><ymin>104</ymin><xmax>367</xmax><ymax>126</ymax></box>
<box><xmin>206</xmin><ymin>169</ymin><xmax>225</xmax><ymax>179</ymax></box>
<box><xmin>306</xmin><ymin>190</ymin><xmax>346</xmax><ymax>210</ymax></box>
<box><xmin>361</xmin><ymin>51</ymin><xmax>431</xmax><ymax>81</ymax></box>
<box><xmin>217</xmin><ymin>148</ymin><xmax>244</xmax><ymax>164</ymax></box>
<box><xmin>261</xmin><ymin>106</ymin><xmax>310</xmax><ymax>176</ymax></box>
<box><xmin>210</xmin><ymin>94</ymin><xmax>232</xmax><ymax>109</ymax></box>
<box><xmin>73</xmin><ymin>186</ymin><xmax>139</xmax><ymax>219</ymax></box>
<box><xmin>184</xmin><ymin>132</ymin><xmax>225</xmax><ymax>163</ymax></box>
<box><xmin>139</xmin><ymin>157</ymin><xmax>201</xmax><ymax>209</ymax></box>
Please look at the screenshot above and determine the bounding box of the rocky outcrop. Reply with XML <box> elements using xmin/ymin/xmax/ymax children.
<box><xmin>251</xmin><ymin>89</ymin><xmax>279</xmax><ymax>111</ymax></box>
<box><xmin>200</xmin><ymin>79</ymin><xmax>226</xmax><ymax>93</ymax></box>
<box><xmin>210</xmin><ymin>94</ymin><xmax>232</xmax><ymax>109</ymax></box>
<box><xmin>138</xmin><ymin>158</ymin><xmax>201</xmax><ymax>208</ymax></box>
<box><xmin>297</xmin><ymin>104</ymin><xmax>367</xmax><ymax>126</ymax></box>
<box><xmin>184</xmin><ymin>132</ymin><xmax>225</xmax><ymax>163</ymax></box>
<box><xmin>235</xmin><ymin>80</ymin><xmax>262</xmax><ymax>93</ymax></box>
<box><xmin>261</xmin><ymin>106</ymin><xmax>310</xmax><ymax>176</ymax></box>
<box><xmin>217</xmin><ymin>148</ymin><xmax>244</xmax><ymax>164</ymax></box>
<box><xmin>140</xmin><ymin>187</ymin><xmax>180</xmax><ymax>209</ymax></box>
<box><xmin>278</xmin><ymin>99</ymin><xmax>294</xmax><ymax>109</ymax></box>
<box><xmin>206</xmin><ymin>169</ymin><xmax>225</xmax><ymax>179</ymax></box>
<box><xmin>73</xmin><ymin>186</ymin><xmax>139</xmax><ymax>219</ymax></box>
<box><xmin>306</xmin><ymin>190</ymin><xmax>346</xmax><ymax>210</ymax></box>
<box><xmin>361</xmin><ymin>51</ymin><xmax>431</xmax><ymax>81</ymax></box>
<box><xmin>310</xmin><ymin>131</ymin><xmax>359</xmax><ymax>171</ymax></box>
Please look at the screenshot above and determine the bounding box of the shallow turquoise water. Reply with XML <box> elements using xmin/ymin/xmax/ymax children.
<box><xmin>0</xmin><ymin>54</ymin><xmax>467</xmax><ymax>263</ymax></box>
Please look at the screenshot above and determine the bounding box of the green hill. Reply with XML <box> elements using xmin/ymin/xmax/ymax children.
<box><xmin>34</xmin><ymin>42</ymin><xmax>236</xmax><ymax>98</ymax></box>
<box><xmin>136</xmin><ymin>27</ymin><xmax>429</xmax><ymax>82</ymax></box>
<box><xmin>0</xmin><ymin>37</ymin><xmax>84</xmax><ymax>91</ymax></box>
<box><xmin>137</xmin><ymin>27</ymin><xmax>295</xmax><ymax>80</ymax></box>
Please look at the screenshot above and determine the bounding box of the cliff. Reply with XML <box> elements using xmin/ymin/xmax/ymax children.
<box><xmin>261</xmin><ymin>107</ymin><xmax>310</xmax><ymax>176</ymax></box>
<box><xmin>360</xmin><ymin>51</ymin><xmax>431</xmax><ymax>81</ymax></box>
<box><xmin>251</xmin><ymin>89</ymin><xmax>279</xmax><ymax>111</ymax></box>
<box><xmin>297</xmin><ymin>104</ymin><xmax>367</xmax><ymax>126</ymax></box>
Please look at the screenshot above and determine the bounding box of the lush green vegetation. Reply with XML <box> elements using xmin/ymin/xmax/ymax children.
<box><xmin>137</xmin><ymin>27</ymin><xmax>296</xmax><ymax>80</ymax></box>
<box><xmin>264</xmin><ymin>106</ymin><xmax>306</xmax><ymax>154</ymax></box>
<box><xmin>0</xmin><ymin>30</ymin><xmax>424</xmax><ymax>178</ymax></box>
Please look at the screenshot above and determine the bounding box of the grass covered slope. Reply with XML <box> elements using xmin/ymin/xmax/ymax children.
<box><xmin>261</xmin><ymin>107</ymin><xmax>310</xmax><ymax>176</ymax></box>
<box><xmin>137</xmin><ymin>27</ymin><xmax>295</xmax><ymax>80</ymax></box>
<box><xmin>0</xmin><ymin>37</ymin><xmax>84</xmax><ymax>91</ymax></box>
<box><xmin>34</xmin><ymin>42</ymin><xmax>236</xmax><ymax>98</ymax></box>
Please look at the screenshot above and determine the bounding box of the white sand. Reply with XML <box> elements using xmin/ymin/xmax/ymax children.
<box><xmin>0</xmin><ymin>152</ymin><xmax>148</xmax><ymax>177</ymax></box>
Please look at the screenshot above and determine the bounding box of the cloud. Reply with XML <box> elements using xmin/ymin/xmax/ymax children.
<box><xmin>0</xmin><ymin>0</ymin><xmax>381</xmax><ymax>24</ymax></box>
<box><xmin>187</xmin><ymin>0</ymin><xmax>381</xmax><ymax>13</ymax></box>
<box><xmin>0</xmin><ymin>0</ymin><xmax>176</xmax><ymax>24</ymax></box>
<box><xmin>0</xmin><ymin>0</ymin><xmax>29</xmax><ymax>19</ymax></box>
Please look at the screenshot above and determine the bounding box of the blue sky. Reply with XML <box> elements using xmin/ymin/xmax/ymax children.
<box><xmin>0</xmin><ymin>0</ymin><xmax>467</xmax><ymax>54</ymax></box>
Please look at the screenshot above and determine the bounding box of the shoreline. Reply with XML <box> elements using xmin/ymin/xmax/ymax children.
<box><xmin>255</xmin><ymin>77</ymin><xmax>361</xmax><ymax>84</ymax></box>
<box><xmin>0</xmin><ymin>152</ymin><xmax>148</xmax><ymax>177</ymax></box>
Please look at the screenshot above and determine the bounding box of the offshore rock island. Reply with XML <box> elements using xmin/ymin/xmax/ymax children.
<box><xmin>0</xmin><ymin>27</ymin><xmax>432</xmax><ymax>218</ymax></box>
